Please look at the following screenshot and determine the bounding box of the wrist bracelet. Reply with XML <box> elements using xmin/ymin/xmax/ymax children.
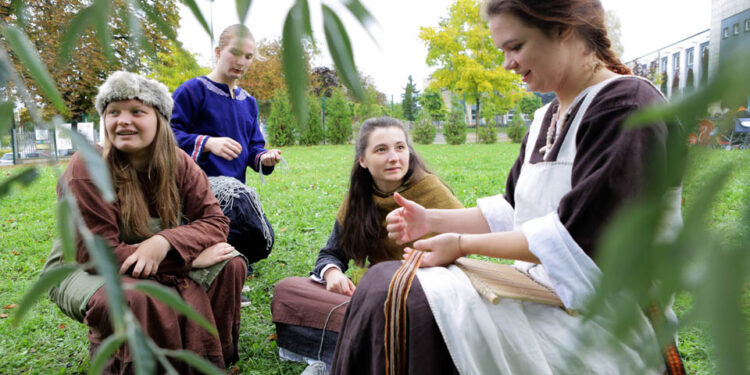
<box><xmin>457</xmin><ymin>234</ymin><xmax>463</xmax><ymax>256</ymax></box>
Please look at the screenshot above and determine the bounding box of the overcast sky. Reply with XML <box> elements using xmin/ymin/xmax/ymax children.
<box><xmin>177</xmin><ymin>0</ymin><xmax>711</xmax><ymax>100</ymax></box>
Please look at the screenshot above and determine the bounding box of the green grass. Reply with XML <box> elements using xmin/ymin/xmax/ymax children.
<box><xmin>0</xmin><ymin>143</ymin><xmax>748</xmax><ymax>373</ymax></box>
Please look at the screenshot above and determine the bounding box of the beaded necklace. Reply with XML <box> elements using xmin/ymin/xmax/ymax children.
<box><xmin>539</xmin><ymin>104</ymin><xmax>569</xmax><ymax>159</ymax></box>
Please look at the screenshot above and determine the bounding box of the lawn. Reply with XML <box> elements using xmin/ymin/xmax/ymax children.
<box><xmin>0</xmin><ymin>143</ymin><xmax>748</xmax><ymax>374</ymax></box>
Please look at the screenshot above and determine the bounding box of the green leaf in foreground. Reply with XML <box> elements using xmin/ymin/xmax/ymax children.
<box><xmin>56</xmin><ymin>197</ymin><xmax>78</xmax><ymax>263</ymax></box>
<box><xmin>235</xmin><ymin>0</ymin><xmax>253</xmax><ymax>25</ymax></box>
<box><xmin>164</xmin><ymin>350</ymin><xmax>224</xmax><ymax>375</ymax></box>
<box><xmin>282</xmin><ymin>3</ymin><xmax>309</xmax><ymax>128</ymax></box>
<box><xmin>124</xmin><ymin>312</ymin><xmax>156</xmax><ymax>375</ymax></box>
<box><xmin>127</xmin><ymin>281</ymin><xmax>218</xmax><ymax>336</ymax></box>
<box><xmin>88</xmin><ymin>333</ymin><xmax>126</xmax><ymax>375</ymax></box>
<box><xmin>181</xmin><ymin>0</ymin><xmax>213</xmax><ymax>41</ymax></box>
<box><xmin>1</xmin><ymin>25</ymin><xmax>67</xmax><ymax>115</ymax></box>
<box><xmin>322</xmin><ymin>5</ymin><xmax>364</xmax><ymax>101</ymax></box>
<box><xmin>12</xmin><ymin>264</ymin><xmax>79</xmax><ymax>326</ymax></box>
<box><xmin>61</xmin><ymin>127</ymin><xmax>115</xmax><ymax>202</ymax></box>
<box><xmin>57</xmin><ymin>5</ymin><xmax>95</xmax><ymax>65</ymax></box>
<box><xmin>0</xmin><ymin>101</ymin><xmax>14</xmax><ymax>135</ymax></box>
<box><xmin>85</xmin><ymin>236</ymin><xmax>126</xmax><ymax>331</ymax></box>
<box><xmin>0</xmin><ymin>167</ymin><xmax>39</xmax><ymax>199</ymax></box>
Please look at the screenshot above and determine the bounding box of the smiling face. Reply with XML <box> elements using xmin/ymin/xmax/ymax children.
<box><xmin>358</xmin><ymin>126</ymin><xmax>410</xmax><ymax>193</ymax></box>
<box><xmin>214</xmin><ymin>35</ymin><xmax>256</xmax><ymax>83</ymax></box>
<box><xmin>489</xmin><ymin>12</ymin><xmax>570</xmax><ymax>93</ymax></box>
<box><xmin>104</xmin><ymin>99</ymin><xmax>158</xmax><ymax>166</ymax></box>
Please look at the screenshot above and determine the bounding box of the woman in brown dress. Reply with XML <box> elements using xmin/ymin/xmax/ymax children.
<box><xmin>44</xmin><ymin>71</ymin><xmax>245</xmax><ymax>373</ymax></box>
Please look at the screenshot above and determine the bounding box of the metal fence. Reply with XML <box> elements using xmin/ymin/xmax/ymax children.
<box><xmin>4</xmin><ymin>123</ymin><xmax>98</xmax><ymax>165</ymax></box>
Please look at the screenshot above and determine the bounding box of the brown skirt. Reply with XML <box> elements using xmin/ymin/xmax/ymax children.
<box><xmin>84</xmin><ymin>256</ymin><xmax>246</xmax><ymax>375</ymax></box>
<box><xmin>331</xmin><ymin>261</ymin><xmax>458</xmax><ymax>375</ymax></box>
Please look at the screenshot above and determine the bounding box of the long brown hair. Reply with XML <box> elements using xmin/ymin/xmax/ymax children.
<box><xmin>482</xmin><ymin>0</ymin><xmax>631</xmax><ymax>75</ymax></box>
<box><xmin>340</xmin><ymin>117</ymin><xmax>429</xmax><ymax>266</ymax></box>
<box><xmin>103</xmin><ymin>107</ymin><xmax>181</xmax><ymax>238</ymax></box>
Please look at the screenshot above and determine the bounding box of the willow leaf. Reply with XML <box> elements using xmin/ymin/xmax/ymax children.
<box><xmin>1</xmin><ymin>25</ymin><xmax>67</xmax><ymax>115</ymax></box>
<box><xmin>235</xmin><ymin>0</ymin><xmax>253</xmax><ymax>25</ymax></box>
<box><xmin>12</xmin><ymin>264</ymin><xmax>79</xmax><ymax>326</ymax></box>
<box><xmin>57</xmin><ymin>5</ymin><xmax>95</xmax><ymax>65</ymax></box>
<box><xmin>282</xmin><ymin>4</ymin><xmax>309</xmax><ymax>127</ymax></box>
<box><xmin>56</xmin><ymin>198</ymin><xmax>78</xmax><ymax>263</ymax></box>
<box><xmin>128</xmin><ymin>281</ymin><xmax>218</xmax><ymax>336</ymax></box>
<box><xmin>124</xmin><ymin>312</ymin><xmax>156</xmax><ymax>375</ymax></box>
<box><xmin>88</xmin><ymin>333</ymin><xmax>126</xmax><ymax>375</ymax></box>
<box><xmin>322</xmin><ymin>5</ymin><xmax>364</xmax><ymax>101</ymax></box>
<box><xmin>86</xmin><ymin>236</ymin><xmax>126</xmax><ymax>331</ymax></box>
<box><xmin>164</xmin><ymin>350</ymin><xmax>224</xmax><ymax>375</ymax></box>
<box><xmin>61</xmin><ymin>127</ymin><xmax>115</xmax><ymax>202</ymax></box>
<box><xmin>181</xmin><ymin>0</ymin><xmax>212</xmax><ymax>39</ymax></box>
<box><xmin>0</xmin><ymin>167</ymin><xmax>39</xmax><ymax>198</ymax></box>
<box><xmin>0</xmin><ymin>101</ymin><xmax>14</xmax><ymax>135</ymax></box>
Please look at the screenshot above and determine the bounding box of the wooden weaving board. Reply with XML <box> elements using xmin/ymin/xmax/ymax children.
<box><xmin>455</xmin><ymin>257</ymin><xmax>564</xmax><ymax>308</ymax></box>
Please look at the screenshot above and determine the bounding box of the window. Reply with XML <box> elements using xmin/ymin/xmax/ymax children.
<box><xmin>672</xmin><ymin>52</ymin><xmax>680</xmax><ymax>71</ymax></box>
<box><xmin>661</xmin><ymin>56</ymin><xmax>668</xmax><ymax>73</ymax></box>
<box><xmin>745</xmin><ymin>19</ymin><xmax>750</xmax><ymax>32</ymax></box>
<box><xmin>686</xmin><ymin>47</ymin><xmax>694</xmax><ymax>67</ymax></box>
<box><xmin>733</xmin><ymin>23</ymin><xmax>740</xmax><ymax>35</ymax></box>
<box><xmin>723</xmin><ymin>27</ymin><xmax>729</xmax><ymax>38</ymax></box>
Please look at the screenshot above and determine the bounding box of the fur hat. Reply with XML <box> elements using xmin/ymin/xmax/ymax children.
<box><xmin>95</xmin><ymin>71</ymin><xmax>173</xmax><ymax>119</ymax></box>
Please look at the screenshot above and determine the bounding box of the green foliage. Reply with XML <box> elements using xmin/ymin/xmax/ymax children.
<box><xmin>402</xmin><ymin>75</ymin><xmax>419</xmax><ymax>121</ymax></box>
<box><xmin>412</xmin><ymin>112</ymin><xmax>436</xmax><ymax>144</ymax></box>
<box><xmin>147</xmin><ymin>42</ymin><xmax>209</xmax><ymax>92</ymax></box>
<box><xmin>266</xmin><ymin>90</ymin><xmax>296</xmax><ymax>147</ymax></box>
<box><xmin>518</xmin><ymin>95</ymin><xmax>542</xmax><ymax>121</ymax></box>
<box><xmin>506</xmin><ymin>111</ymin><xmax>526</xmax><ymax>143</ymax></box>
<box><xmin>443</xmin><ymin>109</ymin><xmax>466</xmax><ymax>145</ymax></box>
<box><xmin>298</xmin><ymin>95</ymin><xmax>324</xmax><ymax>145</ymax></box>
<box><xmin>325</xmin><ymin>88</ymin><xmax>352</xmax><ymax>144</ymax></box>
<box><xmin>477</xmin><ymin>122</ymin><xmax>497</xmax><ymax>144</ymax></box>
<box><xmin>419</xmin><ymin>88</ymin><xmax>446</xmax><ymax>121</ymax></box>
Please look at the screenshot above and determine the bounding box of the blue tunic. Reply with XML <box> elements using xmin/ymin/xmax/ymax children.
<box><xmin>171</xmin><ymin>76</ymin><xmax>273</xmax><ymax>183</ymax></box>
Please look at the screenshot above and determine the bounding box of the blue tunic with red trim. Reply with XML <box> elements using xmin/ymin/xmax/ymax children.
<box><xmin>171</xmin><ymin>76</ymin><xmax>273</xmax><ymax>183</ymax></box>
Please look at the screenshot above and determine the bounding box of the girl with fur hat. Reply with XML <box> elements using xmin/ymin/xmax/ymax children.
<box><xmin>41</xmin><ymin>71</ymin><xmax>245</xmax><ymax>373</ymax></box>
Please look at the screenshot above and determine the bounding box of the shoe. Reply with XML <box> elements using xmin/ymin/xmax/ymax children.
<box><xmin>241</xmin><ymin>294</ymin><xmax>251</xmax><ymax>308</ymax></box>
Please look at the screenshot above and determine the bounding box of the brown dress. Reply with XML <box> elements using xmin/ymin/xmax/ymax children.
<box><xmin>61</xmin><ymin>149</ymin><xmax>244</xmax><ymax>374</ymax></box>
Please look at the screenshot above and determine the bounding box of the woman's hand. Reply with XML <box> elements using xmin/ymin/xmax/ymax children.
<box><xmin>405</xmin><ymin>233</ymin><xmax>463</xmax><ymax>267</ymax></box>
<box><xmin>323</xmin><ymin>267</ymin><xmax>356</xmax><ymax>296</ymax></box>
<box><xmin>260</xmin><ymin>149</ymin><xmax>282</xmax><ymax>166</ymax></box>
<box><xmin>119</xmin><ymin>235</ymin><xmax>171</xmax><ymax>278</ymax></box>
<box><xmin>205</xmin><ymin>137</ymin><xmax>243</xmax><ymax>160</ymax></box>
<box><xmin>193</xmin><ymin>242</ymin><xmax>236</xmax><ymax>269</ymax></box>
<box><xmin>386</xmin><ymin>192</ymin><xmax>429</xmax><ymax>244</ymax></box>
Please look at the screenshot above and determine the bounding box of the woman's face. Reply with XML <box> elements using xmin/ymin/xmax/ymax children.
<box><xmin>488</xmin><ymin>12</ymin><xmax>569</xmax><ymax>93</ymax></box>
<box><xmin>105</xmin><ymin>99</ymin><xmax>158</xmax><ymax>164</ymax></box>
<box><xmin>214</xmin><ymin>35</ymin><xmax>255</xmax><ymax>83</ymax></box>
<box><xmin>359</xmin><ymin>126</ymin><xmax>410</xmax><ymax>193</ymax></box>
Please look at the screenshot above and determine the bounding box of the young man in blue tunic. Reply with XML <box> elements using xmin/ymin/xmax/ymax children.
<box><xmin>171</xmin><ymin>24</ymin><xmax>282</xmax><ymax>183</ymax></box>
<box><xmin>171</xmin><ymin>25</ymin><xmax>282</xmax><ymax>306</ymax></box>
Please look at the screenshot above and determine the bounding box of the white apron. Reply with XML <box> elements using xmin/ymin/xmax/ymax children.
<box><xmin>417</xmin><ymin>76</ymin><xmax>678</xmax><ymax>374</ymax></box>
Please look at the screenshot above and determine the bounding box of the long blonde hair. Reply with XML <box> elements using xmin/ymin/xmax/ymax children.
<box><xmin>103</xmin><ymin>108</ymin><xmax>181</xmax><ymax>238</ymax></box>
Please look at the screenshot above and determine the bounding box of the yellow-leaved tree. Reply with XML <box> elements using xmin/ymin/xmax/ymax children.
<box><xmin>419</xmin><ymin>0</ymin><xmax>522</xmax><ymax>126</ymax></box>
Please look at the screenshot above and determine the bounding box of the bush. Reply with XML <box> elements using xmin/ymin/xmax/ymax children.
<box><xmin>266</xmin><ymin>90</ymin><xmax>296</xmax><ymax>146</ymax></box>
<box><xmin>507</xmin><ymin>112</ymin><xmax>526</xmax><ymax>143</ymax></box>
<box><xmin>412</xmin><ymin>113</ymin><xmax>436</xmax><ymax>144</ymax></box>
<box><xmin>478</xmin><ymin>122</ymin><xmax>497</xmax><ymax>144</ymax></box>
<box><xmin>298</xmin><ymin>95</ymin><xmax>324</xmax><ymax>145</ymax></box>
<box><xmin>443</xmin><ymin>110</ymin><xmax>466</xmax><ymax>145</ymax></box>
<box><xmin>325</xmin><ymin>89</ymin><xmax>353</xmax><ymax>144</ymax></box>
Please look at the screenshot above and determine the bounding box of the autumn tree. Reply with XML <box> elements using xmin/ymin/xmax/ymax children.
<box><xmin>419</xmin><ymin>0</ymin><xmax>520</xmax><ymax>126</ymax></box>
<box><xmin>241</xmin><ymin>38</ymin><xmax>314</xmax><ymax>119</ymax></box>
<box><xmin>147</xmin><ymin>42</ymin><xmax>209</xmax><ymax>92</ymax></box>
<box><xmin>402</xmin><ymin>75</ymin><xmax>419</xmax><ymax>121</ymax></box>
<box><xmin>0</xmin><ymin>0</ymin><xmax>178</xmax><ymax>122</ymax></box>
